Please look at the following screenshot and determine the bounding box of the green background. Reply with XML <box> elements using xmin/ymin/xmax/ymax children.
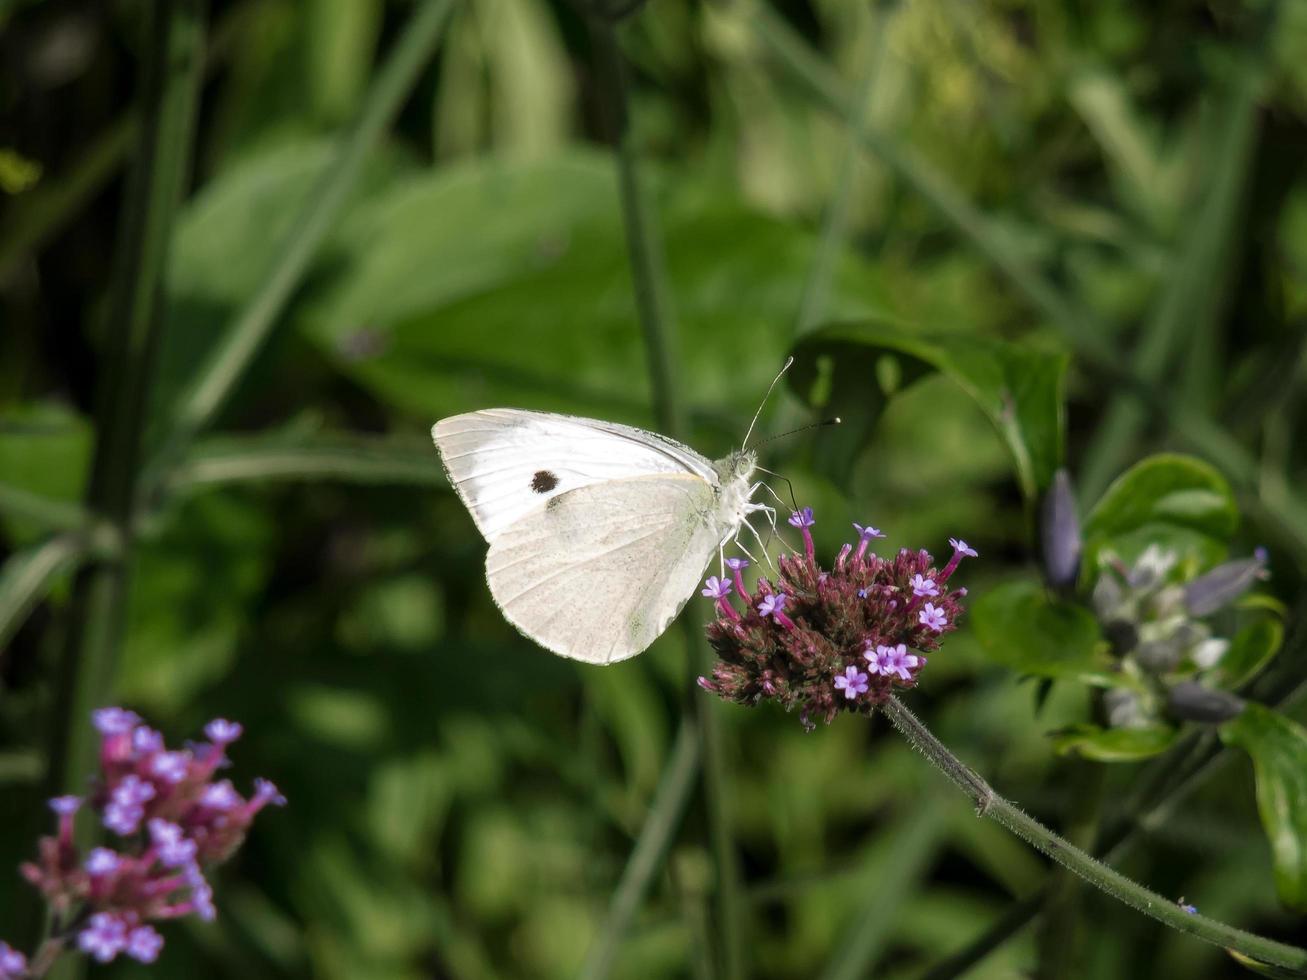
<box><xmin>1</xmin><ymin>0</ymin><xmax>1305</xmax><ymax>977</ymax></box>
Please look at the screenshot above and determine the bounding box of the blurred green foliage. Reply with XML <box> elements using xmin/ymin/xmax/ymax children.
<box><xmin>2</xmin><ymin>0</ymin><xmax>1306</xmax><ymax>978</ymax></box>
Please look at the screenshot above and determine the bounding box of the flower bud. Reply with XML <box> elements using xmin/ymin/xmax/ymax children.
<box><xmin>1040</xmin><ymin>469</ymin><xmax>1082</xmax><ymax>592</ymax></box>
<box><xmin>1166</xmin><ymin>680</ymin><xmax>1245</xmax><ymax>724</ymax></box>
<box><xmin>1184</xmin><ymin>556</ymin><xmax>1268</xmax><ymax>617</ymax></box>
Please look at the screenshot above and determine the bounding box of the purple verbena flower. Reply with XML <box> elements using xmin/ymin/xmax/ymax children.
<box><xmin>132</xmin><ymin>727</ymin><xmax>164</xmax><ymax>755</ymax></box>
<box><xmin>204</xmin><ymin>719</ymin><xmax>243</xmax><ymax>746</ymax></box>
<box><xmin>938</xmin><ymin>538</ymin><xmax>979</xmax><ymax>584</ymax></box>
<box><xmin>701</xmin><ymin>509</ymin><xmax>969</xmax><ymax>727</ymax></box>
<box><xmin>49</xmin><ymin>796</ymin><xmax>81</xmax><ymax>817</ymax></box>
<box><xmin>92</xmin><ymin>708</ymin><xmax>140</xmax><ymax>737</ymax></box>
<box><xmin>79</xmin><ymin>913</ymin><xmax>128</xmax><ymax>963</ymax></box>
<box><xmin>150</xmin><ymin>751</ymin><xmax>190</xmax><ymax>784</ymax></box>
<box><xmin>852</xmin><ymin>522</ymin><xmax>885</xmax><ymax>561</ymax></box>
<box><xmin>788</xmin><ymin>508</ymin><xmax>815</xmax><ymax>529</ymax></box>
<box><xmin>702</xmin><ymin>576</ymin><xmax>732</xmax><ymax>599</ymax></box>
<box><xmin>919</xmin><ymin>603</ymin><xmax>948</xmax><ymax>632</ymax></box>
<box><xmin>0</xmin><ymin>942</ymin><xmax>26</xmax><ymax>979</ymax></box>
<box><xmin>19</xmin><ymin>707</ymin><xmax>285</xmax><ymax>969</ymax></box>
<box><xmin>126</xmin><ymin>925</ymin><xmax>164</xmax><ymax>964</ymax></box>
<box><xmin>200</xmin><ymin>780</ymin><xmax>242</xmax><ymax>812</ymax></box>
<box><xmin>789</xmin><ymin>508</ymin><xmax>816</xmax><ymax>561</ymax></box>
<box><xmin>833</xmin><ymin>665</ymin><xmax>869</xmax><ymax>700</ymax></box>
<box><xmin>148</xmin><ymin>820</ymin><xmax>197</xmax><ymax>868</ymax></box>
<box><xmin>85</xmin><ymin>848</ymin><xmax>121</xmax><ymax>878</ymax></box>
<box><xmin>910</xmin><ymin>574</ymin><xmax>938</xmax><ymax>597</ymax></box>
<box><xmin>725</xmin><ymin>556</ymin><xmax>751</xmax><ymax>602</ymax></box>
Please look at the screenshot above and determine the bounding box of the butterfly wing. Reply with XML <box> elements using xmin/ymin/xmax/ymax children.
<box><xmin>483</xmin><ymin>474</ymin><xmax>724</xmax><ymax>663</ymax></box>
<box><xmin>432</xmin><ymin>409</ymin><xmax>717</xmax><ymax>541</ymax></box>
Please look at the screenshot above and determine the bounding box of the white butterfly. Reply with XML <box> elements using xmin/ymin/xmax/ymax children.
<box><xmin>432</xmin><ymin>409</ymin><xmax>773</xmax><ymax>664</ymax></box>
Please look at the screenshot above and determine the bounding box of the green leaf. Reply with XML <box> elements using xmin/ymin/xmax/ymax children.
<box><xmin>1082</xmin><ymin>453</ymin><xmax>1238</xmax><ymax>568</ymax></box>
<box><xmin>1050</xmin><ymin>724</ymin><xmax>1178</xmax><ymax>762</ymax></box>
<box><xmin>294</xmin><ymin>152</ymin><xmax>889</xmax><ymax>425</ymax></box>
<box><xmin>1214</xmin><ymin>617</ymin><xmax>1285</xmax><ymax>691</ymax></box>
<box><xmin>786</xmin><ymin>320</ymin><xmax>1068</xmax><ymax>499</ymax></box>
<box><xmin>1221</xmin><ymin>703</ymin><xmax>1307</xmax><ymax>911</ymax></box>
<box><xmin>970</xmin><ymin>580</ymin><xmax>1107</xmax><ymax>680</ymax></box>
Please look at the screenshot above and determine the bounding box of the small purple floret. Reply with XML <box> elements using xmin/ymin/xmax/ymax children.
<box><xmin>788</xmin><ymin>508</ymin><xmax>815</xmax><ymax>528</ymax></box>
<box><xmin>0</xmin><ymin>941</ymin><xmax>27</xmax><ymax>977</ymax></box>
<box><xmin>149</xmin><ymin>819</ymin><xmax>197</xmax><ymax>868</ymax></box>
<box><xmin>92</xmin><ymin>708</ymin><xmax>140</xmax><ymax>736</ymax></box>
<box><xmin>85</xmin><ymin>847</ymin><xmax>122</xmax><ymax>877</ymax></box>
<box><xmin>833</xmin><ymin>665</ymin><xmax>869</xmax><ymax>700</ymax></box>
<box><xmin>757</xmin><ymin>593</ymin><xmax>787</xmax><ymax>618</ymax></box>
<box><xmin>910</xmin><ymin>574</ymin><xmax>938</xmax><ymax>597</ymax></box>
<box><xmin>701</xmin><ymin>576</ymin><xmax>732</xmax><ymax>599</ymax></box>
<box><xmin>204</xmin><ymin>719</ymin><xmax>243</xmax><ymax>745</ymax></box>
<box><xmin>126</xmin><ymin>925</ymin><xmax>164</xmax><ymax>964</ymax></box>
<box><xmin>49</xmin><ymin>795</ymin><xmax>81</xmax><ymax>817</ymax></box>
<box><xmin>949</xmin><ymin>538</ymin><xmax>978</xmax><ymax>558</ymax></box>
<box><xmin>919</xmin><ymin>603</ymin><xmax>948</xmax><ymax>632</ymax></box>
<box><xmin>79</xmin><ymin>913</ymin><xmax>128</xmax><ymax>963</ymax></box>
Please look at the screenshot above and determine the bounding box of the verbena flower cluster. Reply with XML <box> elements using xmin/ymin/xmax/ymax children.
<box><xmin>1092</xmin><ymin>544</ymin><xmax>1268</xmax><ymax>727</ymax></box>
<box><xmin>698</xmin><ymin>508</ymin><xmax>975</xmax><ymax>729</ymax></box>
<box><xmin>4</xmin><ymin>709</ymin><xmax>285</xmax><ymax>974</ymax></box>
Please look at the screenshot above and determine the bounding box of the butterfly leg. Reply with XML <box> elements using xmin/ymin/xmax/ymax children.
<box><xmin>738</xmin><ymin>515</ymin><xmax>776</xmax><ymax>572</ymax></box>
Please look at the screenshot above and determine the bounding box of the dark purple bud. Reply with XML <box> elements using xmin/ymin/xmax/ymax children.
<box><xmin>1184</xmin><ymin>555</ymin><xmax>1268</xmax><ymax>617</ymax></box>
<box><xmin>1166</xmin><ymin>680</ymin><xmax>1245</xmax><ymax>724</ymax></box>
<box><xmin>1040</xmin><ymin>469</ymin><xmax>1081</xmax><ymax>592</ymax></box>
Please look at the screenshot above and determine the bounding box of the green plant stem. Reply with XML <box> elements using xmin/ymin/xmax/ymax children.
<box><xmin>881</xmin><ymin>696</ymin><xmax>1307</xmax><ymax>971</ymax></box>
<box><xmin>589</xmin><ymin>14</ymin><xmax>744</xmax><ymax>980</ymax></box>
<box><xmin>157</xmin><ymin>0</ymin><xmax>456</xmax><ymax>460</ymax></box>
<box><xmin>45</xmin><ymin>0</ymin><xmax>206</xmax><ymax>803</ymax></box>
<box><xmin>578</xmin><ymin>719</ymin><xmax>701</xmax><ymax>980</ymax></box>
<box><xmin>915</xmin><ymin>676</ymin><xmax>1307</xmax><ymax>980</ymax></box>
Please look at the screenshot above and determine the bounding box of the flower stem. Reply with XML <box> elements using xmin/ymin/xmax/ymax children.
<box><xmin>881</xmin><ymin>696</ymin><xmax>1307</xmax><ymax>972</ymax></box>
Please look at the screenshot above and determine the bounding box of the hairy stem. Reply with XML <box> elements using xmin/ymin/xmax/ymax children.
<box><xmin>881</xmin><ymin>696</ymin><xmax>1307</xmax><ymax>971</ymax></box>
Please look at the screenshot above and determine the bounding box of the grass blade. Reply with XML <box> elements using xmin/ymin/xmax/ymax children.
<box><xmin>165</xmin><ymin>434</ymin><xmax>448</xmax><ymax>493</ymax></box>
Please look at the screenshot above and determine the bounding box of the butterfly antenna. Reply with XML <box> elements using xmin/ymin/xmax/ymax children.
<box><xmin>741</xmin><ymin>356</ymin><xmax>795</xmax><ymax>450</ymax></box>
<box><xmin>755</xmin><ymin>416</ymin><xmax>841</xmax><ymax>449</ymax></box>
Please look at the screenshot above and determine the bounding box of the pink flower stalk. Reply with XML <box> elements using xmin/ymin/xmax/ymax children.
<box><xmin>8</xmin><ymin>708</ymin><xmax>286</xmax><ymax>971</ymax></box>
<box><xmin>788</xmin><ymin>508</ymin><xmax>817</xmax><ymax>563</ymax></box>
<box><xmin>699</xmin><ymin>510</ymin><xmax>971</xmax><ymax>729</ymax></box>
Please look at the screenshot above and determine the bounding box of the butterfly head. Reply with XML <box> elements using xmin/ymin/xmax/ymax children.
<box><xmin>721</xmin><ymin>449</ymin><xmax>757</xmax><ymax>486</ymax></box>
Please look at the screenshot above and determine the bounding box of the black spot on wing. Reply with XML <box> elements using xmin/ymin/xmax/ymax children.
<box><xmin>531</xmin><ymin>470</ymin><xmax>559</xmax><ymax>493</ymax></box>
